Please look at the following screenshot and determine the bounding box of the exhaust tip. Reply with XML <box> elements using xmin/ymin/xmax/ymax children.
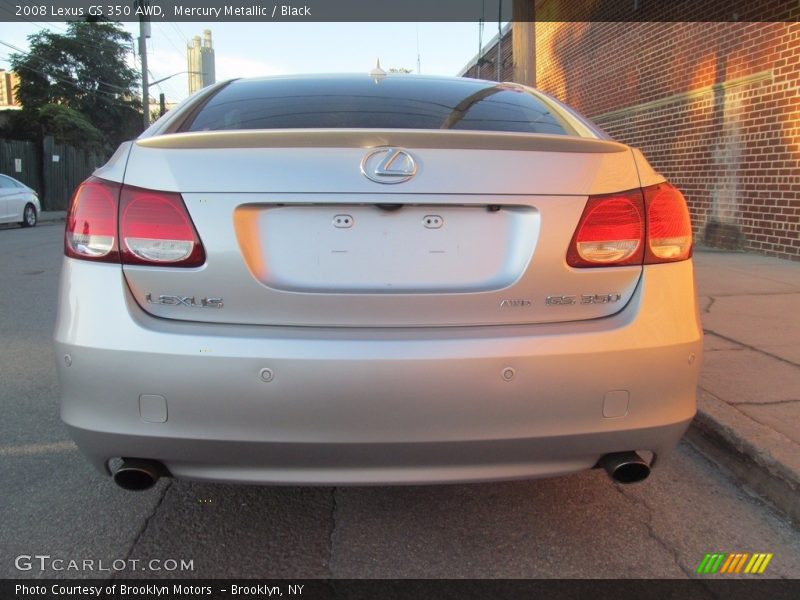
<box><xmin>113</xmin><ymin>459</ymin><xmax>164</xmax><ymax>491</ymax></box>
<box><xmin>599</xmin><ymin>451</ymin><xmax>651</xmax><ymax>484</ymax></box>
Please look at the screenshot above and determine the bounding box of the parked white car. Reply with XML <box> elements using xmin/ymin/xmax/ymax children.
<box><xmin>0</xmin><ymin>174</ymin><xmax>39</xmax><ymax>227</ymax></box>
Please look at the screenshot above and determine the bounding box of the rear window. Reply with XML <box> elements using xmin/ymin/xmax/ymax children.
<box><xmin>180</xmin><ymin>75</ymin><xmax>575</xmax><ymax>136</ymax></box>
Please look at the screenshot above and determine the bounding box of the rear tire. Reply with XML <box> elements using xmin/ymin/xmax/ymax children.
<box><xmin>21</xmin><ymin>203</ymin><xmax>37</xmax><ymax>227</ymax></box>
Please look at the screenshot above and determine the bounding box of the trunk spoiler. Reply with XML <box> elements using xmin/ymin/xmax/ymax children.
<box><xmin>136</xmin><ymin>129</ymin><xmax>628</xmax><ymax>154</ymax></box>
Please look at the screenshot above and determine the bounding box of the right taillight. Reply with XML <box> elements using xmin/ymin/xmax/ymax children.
<box><xmin>567</xmin><ymin>188</ymin><xmax>645</xmax><ymax>268</ymax></box>
<box><xmin>567</xmin><ymin>182</ymin><xmax>692</xmax><ymax>268</ymax></box>
<box><xmin>119</xmin><ymin>185</ymin><xmax>205</xmax><ymax>267</ymax></box>
<box><xmin>643</xmin><ymin>182</ymin><xmax>693</xmax><ymax>263</ymax></box>
<box><xmin>65</xmin><ymin>177</ymin><xmax>205</xmax><ymax>268</ymax></box>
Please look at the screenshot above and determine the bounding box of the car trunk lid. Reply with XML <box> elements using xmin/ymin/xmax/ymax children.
<box><xmin>120</xmin><ymin>130</ymin><xmax>643</xmax><ymax>327</ymax></box>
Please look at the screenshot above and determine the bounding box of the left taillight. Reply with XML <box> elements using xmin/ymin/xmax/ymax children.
<box><xmin>65</xmin><ymin>177</ymin><xmax>205</xmax><ymax>268</ymax></box>
<box><xmin>65</xmin><ymin>177</ymin><xmax>121</xmax><ymax>262</ymax></box>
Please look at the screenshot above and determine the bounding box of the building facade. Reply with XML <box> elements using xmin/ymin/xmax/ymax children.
<box><xmin>461</xmin><ymin>14</ymin><xmax>799</xmax><ymax>261</ymax></box>
<box><xmin>0</xmin><ymin>69</ymin><xmax>20</xmax><ymax>107</ymax></box>
<box><xmin>187</xmin><ymin>30</ymin><xmax>216</xmax><ymax>95</ymax></box>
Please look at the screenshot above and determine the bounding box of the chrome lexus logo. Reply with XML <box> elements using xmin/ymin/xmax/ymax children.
<box><xmin>360</xmin><ymin>147</ymin><xmax>417</xmax><ymax>184</ymax></box>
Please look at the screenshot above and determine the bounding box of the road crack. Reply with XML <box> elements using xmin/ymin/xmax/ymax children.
<box><xmin>324</xmin><ymin>487</ymin><xmax>340</xmax><ymax>598</ymax></box>
<box><xmin>327</xmin><ymin>487</ymin><xmax>340</xmax><ymax>577</ymax></box>
<box><xmin>701</xmin><ymin>329</ymin><xmax>800</xmax><ymax>368</ymax></box>
<box><xmin>112</xmin><ymin>479</ymin><xmax>172</xmax><ymax>580</ymax></box>
<box><xmin>733</xmin><ymin>399</ymin><xmax>800</xmax><ymax>407</ymax></box>
<box><xmin>612</xmin><ymin>484</ymin><xmax>695</xmax><ymax>579</ymax></box>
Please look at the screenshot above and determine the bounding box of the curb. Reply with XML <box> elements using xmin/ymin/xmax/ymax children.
<box><xmin>39</xmin><ymin>211</ymin><xmax>66</xmax><ymax>223</ymax></box>
<box><xmin>687</xmin><ymin>388</ymin><xmax>800</xmax><ymax>524</ymax></box>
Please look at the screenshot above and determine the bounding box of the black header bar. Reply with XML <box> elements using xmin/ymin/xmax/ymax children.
<box><xmin>0</xmin><ymin>0</ymin><xmax>798</xmax><ymax>23</ymax></box>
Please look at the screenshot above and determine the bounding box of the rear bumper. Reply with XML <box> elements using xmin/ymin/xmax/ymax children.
<box><xmin>55</xmin><ymin>259</ymin><xmax>702</xmax><ymax>485</ymax></box>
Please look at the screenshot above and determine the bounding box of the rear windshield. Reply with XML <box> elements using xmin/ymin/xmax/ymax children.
<box><xmin>180</xmin><ymin>75</ymin><xmax>575</xmax><ymax>136</ymax></box>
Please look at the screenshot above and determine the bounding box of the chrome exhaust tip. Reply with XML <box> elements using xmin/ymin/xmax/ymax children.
<box><xmin>599</xmin><ymin>451</ymin><xmax>651</xmax><ymax>484</ymax></box>
<box><xmin>112</xmin><ymin>458</ymin><xmax>165</xmax><ymax>491</ymax></box>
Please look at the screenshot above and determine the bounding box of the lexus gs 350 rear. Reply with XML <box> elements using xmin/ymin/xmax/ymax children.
<box><xmin>54</xmin><ymin>74</ymin><xmax>702</xmax><ymax>490</ymax></box>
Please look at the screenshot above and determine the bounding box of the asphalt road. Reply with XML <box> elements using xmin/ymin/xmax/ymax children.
<box><xmin>1</xmin><ymin>223</ymin><xmax>799</xmax><ymax>580</ymax></box>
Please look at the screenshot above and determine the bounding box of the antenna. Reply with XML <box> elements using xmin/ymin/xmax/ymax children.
<box><xmin>369</xmin><ymin>59</ymin><xmax>386</xmax><ymax>83</ymax></box>
<box><xmin>416</xmin><ymin>24</ymin><xmax>421</xmax><ymax>74</ymax></box>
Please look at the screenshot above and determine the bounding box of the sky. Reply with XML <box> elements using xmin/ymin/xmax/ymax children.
<box><xmin>0</xmin><ymin>21</ymin><xmax>505</xmax><ymax>104</ymax></box>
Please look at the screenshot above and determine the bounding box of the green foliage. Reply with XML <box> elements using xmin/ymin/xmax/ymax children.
<box><xmin>9</xmin><ymin>20</ymin><xmax>141</xmax><ymax>150</ymax></box>
<box><xmin>37</xmin><ymin>104</ymin><xmax>104</xmax><ymax>151</ymax></box>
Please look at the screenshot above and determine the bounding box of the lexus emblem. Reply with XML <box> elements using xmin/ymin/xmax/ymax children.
<box><xmin>360</xmin><ymin>147</ymin><xmax>418</xmax><ymax>184</ymax></box>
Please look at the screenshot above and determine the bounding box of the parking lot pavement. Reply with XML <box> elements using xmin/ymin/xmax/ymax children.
<box><xmin>0</xmin><ymin>223</ymin><xmax>167</xmax><ymax>580</ymax></box>
<box><xmin>1</xmin><ymin>225</ymin><xmax>798</xmax><ymax>579</ymax></box>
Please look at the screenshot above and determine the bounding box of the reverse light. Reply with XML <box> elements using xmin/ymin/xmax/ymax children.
<box><xmin>120</xmin><ymin>185</ymin><xmax>205</xmax><ymax>267</ymax></box>
<box><xmin>566</xmin><ymin>189</ymin><xmax>645</xmax><ymax>268</ymax></box>
<box><xmin>65</xmin><ymin>177</ymin><xmax>121</xmax><ymax>262</ymax></box>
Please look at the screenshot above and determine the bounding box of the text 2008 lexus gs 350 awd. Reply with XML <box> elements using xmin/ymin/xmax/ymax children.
<box><xmin>54</xmin><ymin>74</ymin><xmax>702</xmax><ymax>490</ymax></box>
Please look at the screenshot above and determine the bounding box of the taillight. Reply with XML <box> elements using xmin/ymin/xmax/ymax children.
<box><xmin>65</xmin><ymin>177</ymin><xmax>205</xmax><ymax>268</ymax></box>
<box><xmin>644</xmin><ymin>183</ymin><xmax>693</xmax><ymax>263</ymax></box>
<box><xmin>65</xmin><ymin>177</ymin><xmax>121</xmax><ymax>262</ymax></box>
<box><xmin>120</xmin><ymin>185</ymin><xmax>205</xmax><ymax>267</ymax></box>
<box><xmin>566</xmin><ymin>188</ymin><xmax>645</xmax><ymax>267</ymax></box>
<box><xmin>567</xmin><ymin>183</ymin><xmax>693</xmax><ymax>267</ymax></box>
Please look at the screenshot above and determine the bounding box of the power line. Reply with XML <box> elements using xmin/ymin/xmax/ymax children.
<box><xmin>0</xmin><ymin>44</ymin><xmax>135</xmax><ymax>102</ymax></box>
<box><xmin>7</xmin><ymin>61</ymin><xmax>131</xmax><ymax>102</ymax></box>
<box><xmin>0</xmin><ymin>39</ymin><xmax>133</xmax><ymax>93</ymax></box>
<box><xmin>159</xmin><ymin>23</ymin><xmax>188</xmax><ymax>60</ymax></box>
<box><xmin>170</xmin><ymin>22</ymin><xmax>190</xmax><ymax>47</ymax></box>
<box><xmin>149</xmin><ymin>23</ymin><xmax>188</xmax><ymax>99</ymax></box>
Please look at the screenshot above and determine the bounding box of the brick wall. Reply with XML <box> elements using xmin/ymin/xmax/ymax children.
<box><xmin>462</xmin><ymin>19</ymin><xmax>800</xmax><ymax>260</ymax></box>
<box><xmin>462</xmin><ymin>27</ymin><xmax>515</xmax><ymax>83</ymax></box>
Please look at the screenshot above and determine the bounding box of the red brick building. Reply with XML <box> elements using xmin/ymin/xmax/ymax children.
<box><xmin>0</xmin><ymin>69</ymin><xmax>20</xmax><ymax>107</ymax></box>
<box><xmin>461</xmin><ymin>11</ymin><xmax>800</xmax><ymax>260</ymax></box>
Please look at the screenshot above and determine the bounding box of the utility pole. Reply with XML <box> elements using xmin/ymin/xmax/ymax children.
<box><xmin>497</xmin><ymin>0</ymin><xmax>502</xmax><ymax>81</ymax></box>
<box><xmin>512</xmin><ymin>0</ymin><xmax>536</xmax><ymax>86</ymax></box>
<box><xmin>137</xmin><ymin>0</ymin><xmax>150</xmax><ymax>130</ymax></box>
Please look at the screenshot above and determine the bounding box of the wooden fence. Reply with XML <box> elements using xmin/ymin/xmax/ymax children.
<box><xmin>0</xmin><ymin>137</ymin><xmax>106</xmax><ymax>210</ymax></box>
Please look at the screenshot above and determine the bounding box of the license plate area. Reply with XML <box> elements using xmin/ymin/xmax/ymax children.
<box><xmin>235</xmin><ymin>204</ymin><xmax>539</xmax><ymax>294</ymax></box>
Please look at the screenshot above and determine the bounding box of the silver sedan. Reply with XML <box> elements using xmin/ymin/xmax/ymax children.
<box><xmin>54</xmin><ymin>74</ymin><xmax>703</xmax><ymax>491</ymax></box>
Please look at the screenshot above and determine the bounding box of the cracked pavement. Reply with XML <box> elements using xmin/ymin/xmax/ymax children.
<box><xmin>1</xmin><ymin>226</ymin><xmax>799</xmax><ymax>579</ymax></box>
<box><xmin>694</xmin><ymin>252</ymin><xmax>800</xmax><ymax>448</ymax></box>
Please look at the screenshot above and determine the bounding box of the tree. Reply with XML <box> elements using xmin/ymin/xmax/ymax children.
<box><xmin>37</xmin><ymin>104</ymin><xmax>104</xmax><ymax>151</ymax></box>
<box><xmin>7</xmin><ymin>20</ymin><xmax>141</xmax><ymax>150</ymax></box>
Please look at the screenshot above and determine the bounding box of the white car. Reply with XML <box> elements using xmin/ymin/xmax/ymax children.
<box><xmin>55</xmin><ymin>74</ymin><xmax>702</xmax><ymax>491</ymax></box>
<box><xmin>0</xmin><ymin>174</ymin><xmax>39</xmax><ymax>227</ymax></box>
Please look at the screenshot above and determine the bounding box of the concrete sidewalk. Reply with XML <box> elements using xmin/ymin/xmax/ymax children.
<box><xmin>689</xmin><ymin>249</ymin><xmax>800</xmax><ymax>523</ymax></box>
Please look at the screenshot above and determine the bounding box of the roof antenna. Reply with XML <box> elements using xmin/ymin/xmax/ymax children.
<box><xmin>416</xmin><ymin>24</ymin><xmax>421</xmax><ymax>74</ymax></box>
<box><xmin>369</xmin><ymin>58</ymin><xmax>386</xmax><ymax>84</ymax></box>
